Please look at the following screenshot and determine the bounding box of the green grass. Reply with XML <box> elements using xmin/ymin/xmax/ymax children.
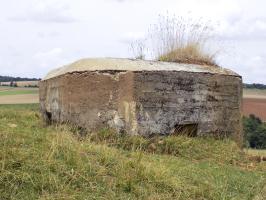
<box><xmin>0</xmin><ymin>89</ymin><xmax>38</xmax><ymax>96</ymax></box>
<box><xmin>0</xmin><ymin>104</ymin><xmax>265</xmax><ymax>200</ymax></box>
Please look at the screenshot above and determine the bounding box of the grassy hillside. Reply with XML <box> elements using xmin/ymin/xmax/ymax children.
<box><xmin>0</xmin><ymin>104</ymin><xmax>265</xmax><ymax>200</ymax></box>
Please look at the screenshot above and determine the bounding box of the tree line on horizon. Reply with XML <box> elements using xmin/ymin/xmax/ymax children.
<box><xmin>243</xmin><ymin>83</ymin><xmax>266</xmax><ymax>89</ymax></box>
<box><xmin>0</xmin><ymin>75</ymin><xmax>41</xmax><ymax>83</ymax></box>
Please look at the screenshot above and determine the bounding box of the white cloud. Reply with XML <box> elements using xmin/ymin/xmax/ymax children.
<box><xmin>0</xmin><ymin>0</ymin><xmax>265</xmax><ymax>84</ymax></box>
<box><xmin>217</xmin><ymin>17</ymin><xmax>266</xmax><ymax>41</ymax></box>
<box><xmin>37</xmin><ymin>31</ymin><xmax>61</xmax><ymax>38</ymax></box>
<box><xmin>34</xmin><ymin>48</ymin><xmax>63</xmax><ymax>59</ymax></box>
<box><xmin>119</xmin><ymin>32</ymin><xmax>146</xmax><ymax>43</ymax></box>
<box><xmin>8</xmin><ymin>1</ymin><xmax>77</xmax><ymax>23</ymax></box>
<box><xmin>32</xmin><ymin>48</ymin><xmax>69</xmax><ymax>74</ymax></box>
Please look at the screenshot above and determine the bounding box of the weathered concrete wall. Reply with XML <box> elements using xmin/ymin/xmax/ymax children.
<box><xmin>40</xmin><ymin>71</ymin><xmax>135</xmax><ymax>133</ymax></box>
<box><xmin>40</xmin><ymin>67</ymin><xmax>242</xmax><ymax>143</ymax></box>
<box><xmin>132</xmin><ymin>71</ymin><xmax>242</xmax><ymax>141</ymax></box>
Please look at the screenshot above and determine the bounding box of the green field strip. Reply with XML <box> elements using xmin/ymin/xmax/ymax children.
<box><xmin>0</xmin><ymin>89</ymin><xmax>38</xmax><ymax>96</ymax></box>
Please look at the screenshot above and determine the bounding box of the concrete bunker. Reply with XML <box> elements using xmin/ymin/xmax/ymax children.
<box><xmin>40</xmin><ymin>58</ymin><xmax>242</xmax><ymax>141</ymax></box>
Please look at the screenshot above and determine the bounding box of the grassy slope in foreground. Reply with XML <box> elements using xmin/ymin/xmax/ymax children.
<box><xmin>0</xmin><ymin>104</ymin><xmax>265</xmax><ymax>200</ymax></box>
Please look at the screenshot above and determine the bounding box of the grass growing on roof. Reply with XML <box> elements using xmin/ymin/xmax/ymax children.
<box><xmin>131</xmin><ymin>15</ymin><xmax>219</xmax><ymax>66</ymax></box>
<box><xmin>0</xmin><ymin>104</ymin><xmax>265</xmax><ymax>199</ymax></box>
<box><xmin>152</xmin><ymin>15</ymin><xmax>218</xmax><ymax>66</ymax></box>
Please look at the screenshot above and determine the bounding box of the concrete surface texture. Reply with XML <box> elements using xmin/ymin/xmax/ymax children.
<box><xmin>40</xmin><ymin>58</ymin><xmax>242</xmax><ymax>143</ymax></box>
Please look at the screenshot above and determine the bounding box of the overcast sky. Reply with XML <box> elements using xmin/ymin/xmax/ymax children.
<box><xmin>0</xmin><ymin>0</ymin><xmax>265</xmax><ymax>83</ymax></box>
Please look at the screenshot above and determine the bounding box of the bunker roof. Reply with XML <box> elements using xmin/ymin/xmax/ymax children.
<box><xmin>43</xmin><ymin>58</ymin><xmax>241</xmax><ymax>80</ymax></box>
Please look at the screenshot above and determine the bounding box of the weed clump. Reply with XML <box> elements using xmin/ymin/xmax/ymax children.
<box><xmin>131</xmin><ymin>15</ymin><xmax>218</xmax><ymax>66</ymax></box>
<box><xmin>87</xmin><ymin>129</ymin><xmax>247</xmax><ymax>164</ymax></box>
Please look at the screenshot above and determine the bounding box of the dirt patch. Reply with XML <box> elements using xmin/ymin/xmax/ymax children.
<box><xmin>0</xmin><ymin>94</ymin><xmax>39</xmax><ymax>104</ymax></box>
<box><xmin>243</xmin><ymin>98</ymin><xmax>266</xmax><ymax>121</ymax></box>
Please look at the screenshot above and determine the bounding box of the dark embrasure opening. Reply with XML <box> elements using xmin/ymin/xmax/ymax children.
<box><xmin>173</xmin><ymin>123</ymin><xmax>198</xmax><ymax>137</ymax></box>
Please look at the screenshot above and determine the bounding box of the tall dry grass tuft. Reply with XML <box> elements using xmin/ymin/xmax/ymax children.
<box><xmin>158</xmin><ymin>43</ymin><xmax>217</xmax><ymax>66</ymax></box>
<box><xmin>130</xmin><ymin>39</ymin><xmax>146</xmax><ymax>60</ymax></box>
<box><xmin>131</xmin><ymin>14</ymin><xmax>218</xmax><ymax>66</ymax></box>
<box><xmin>150</xmin><ymin>15</ymin><xmax>218</xmax><ymax>66</ymax></box>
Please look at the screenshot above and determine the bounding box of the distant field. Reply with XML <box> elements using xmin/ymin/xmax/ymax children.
<box><xmin>243</xmin><ymin>88</ymin><xmax>266</xmax><ymax>99</ymax></box>
<box><xmin>243</xmin><ymin>98</ymin><xmax>266</xmax><ymax>121</ymax></box>
<box><xmin>0</xmin><ymin>86</ymin><xmax>12</xmax><ymax>91</ymax></box>
<box><xmin>0</xmin><ymin>89</ymin><xmax>38</xmax><ymax>96</ymax></box>
<box><xmin>0</xmin><ymin>86</ymin><xmax>39</xmax><ymax>104</ymax></box>
<box><xmin>243</xmin><ymin>88</ymin><xmax>266</xmax><ymax>121</ymax></box>
<box><xmin>0</xmin><ymin>81</ymin><xmax>39</xmax><ymax>87</ymax></box>
<box><xmin>0</xmin><ymin>94</ymin><xmax>39</xmax><ymax>104</ymax></box>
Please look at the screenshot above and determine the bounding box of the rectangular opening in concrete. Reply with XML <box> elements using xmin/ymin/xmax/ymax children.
<box><xmin>173</xmin><ymin>123</ymin><xmax>198</xmax><ymax>137</ymax></box>
<box><xmin>45</xmin><ymin>111</ymin><xmax>52</xmax><ymax>124</ymax></box>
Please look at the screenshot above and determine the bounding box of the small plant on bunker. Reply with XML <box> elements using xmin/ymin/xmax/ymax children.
<box><xmin>130</xmin><ymin>14</ymin><xmax>219</xmax><ymax>66</ymax></box>
<box><xmin>130</xmin><ymin>39</ymin><xmax>146</xmax><ymax>60</ymax></box>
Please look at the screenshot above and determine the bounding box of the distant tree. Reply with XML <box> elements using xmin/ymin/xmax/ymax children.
<box><xmin>243</xmin><ymin>83</ymin><xmax>266</xmax><ymax>90</ymax></box>
<box><xmin>243</xmin><ymin>114</ymin><xmax>266</xmax><ymax>149</ymax></box>
<box><xmin>0</xmin><ymin>75</ymin><xmax>41</xmax><ymax>82</ymax></box>
<box><xmin>9</xmin><ymin>81</ymin><xmax>18</xmax><ymax>87</ymax></box>
<box><xmin>249</xmin><ymin>125</ymin><xmax>266</xmax><ymax>149</ymax></box>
